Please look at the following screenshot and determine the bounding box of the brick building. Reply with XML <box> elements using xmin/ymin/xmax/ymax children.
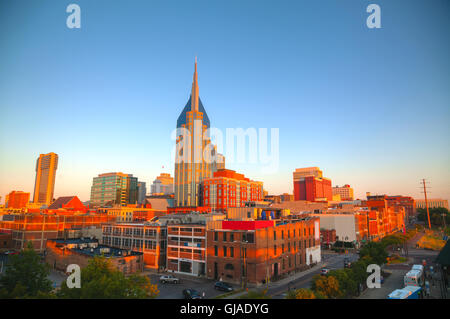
<box><xmin>45</xmin><ymin>238</ymin><xmax>143</xmax><ymax>274</ymax></box>
<box><xmin>0</xmin><ymin>214</ymin><xmax>114</xmax><ymax>252</ymax></box>
<box><xmin>0</xmin><ymin>232</ymin><xmax>13</xmax><ymax>251</ymax></box>
<box><xmin>5</xmin><ymin>191</ymin><xmax>30</xmax><ymax>209</ymax></box>
<box><xmin>293</xmin><ymin>167</ymin><xmax>333</xmax><ymax>202</ymax></box>
<box><xmin>206</xmin><ymin>217</ymin><xmax>321</xmax><ymax>286</ymax></box>
<box><xmin>101</xmin><ymin>222</ymin><xmax>167</xmax><ymax>270</ymax></box>
<box><xmin>202</xmin><ymin>169</ymin><xmax>264</xmax><ymax>212</ymax></box>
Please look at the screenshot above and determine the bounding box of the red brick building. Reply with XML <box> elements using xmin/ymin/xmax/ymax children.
<box><xmin>202</xmin><ymin>169</ymin><xmax>263</xmax><ymax>212</ymax></box>
<box><xmin>206</xmin><ymin>217</ymin><xmax>321</xmax><ymax>286</ymax></box>
<box><xmin>293</xmin><ymin>168</ymin><xmax>332</xmax><ymax>202</ymax></box>
<box><xmin>5</xmin><ymin>191</ymin><xmax>30</xmax><ymax>209</ymax></box>
<box><xmin>101</xmin><ymin>222</ymin><xmax>167</xmax><ymax>270</ymax></box>
<box><xmin>0</xmin><ymin>214</ymin><xmax>115</xmax><ymax>252</ymax></box>
<box><xmin>45</xmin><ymin>238</ymin><xmax>144</xmax><ymax>274</ymax></box>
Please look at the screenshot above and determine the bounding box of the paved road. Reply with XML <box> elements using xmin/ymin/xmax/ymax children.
<box><xmin>148</xmin><ymin>273</ymin><xmax>239</xmax><ymax>299</ymax></box>
<box><xmin>359</xmin><ymin>269</ymin><xmax>405</xmax><ymax>299</ymax></box>
<box><xmin>268</xmin><ymin>252</ymin><xmax>359</xmax><ymax>298</ymax></box>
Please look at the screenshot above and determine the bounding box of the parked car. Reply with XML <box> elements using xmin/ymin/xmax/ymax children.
<box><xmin>214</xmin><ymin>281</ymin><xmax>234</xmax><ymax>292</ymax></box>
<box><xmin>321</xmin><ymin>268</ymin><xmax>330</xmax><ymax>276</ymax></box>
<box><xmin>182</xmin><ymin>289</ymin><xmax>202</xmax><ymax>299</ymax></box>
<box><xmin>160</xmin><ymin>274</ymin><xmax>180</xmax><ymax>284</ymax></box>
<box><xmin>3</xmin><ymin>250</ymin><xmax>18</xmax><ymax>255</ymax></box>
<box><xmin>344</xmin><ymin>258</ymin><xmax>352</xmax><ymax>268</ymax></box>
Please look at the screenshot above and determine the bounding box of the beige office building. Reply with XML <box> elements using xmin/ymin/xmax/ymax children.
<box><xmin>415</xmin><ymin>199</ymin><xmax>449</xmax><ymax>210</ymax></box>
<box><xmin>332</xmin><ymin>185</ymin><xmax>354</xmax><ymax>201</ymax></box>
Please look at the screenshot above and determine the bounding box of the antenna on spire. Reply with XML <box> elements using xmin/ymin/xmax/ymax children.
<box><xmin>191</xmin><ymin>56</ymin><xmax>199</xmax><ymax>111</ymax></box>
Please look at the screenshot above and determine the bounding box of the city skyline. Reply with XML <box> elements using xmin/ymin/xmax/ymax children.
<box><xmin>1</xmin><ymin>0</ymin><xmax>449</xmax><ymax>202</ymax></box>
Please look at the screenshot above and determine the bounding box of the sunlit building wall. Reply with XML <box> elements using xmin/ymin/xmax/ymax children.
<box><xmin>33</xmin><ymin>152</ymin><xmax>58</xmax><ymax>206</ymax></box>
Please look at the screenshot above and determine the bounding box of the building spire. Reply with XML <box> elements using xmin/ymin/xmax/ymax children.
<box><xmin>191</xmin><ymin>57</ymin><xmax>199</xmax><ymax>112</ymax></box>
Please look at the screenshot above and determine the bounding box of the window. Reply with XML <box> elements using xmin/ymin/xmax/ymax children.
<box><xmin>230</xmin><ymin>233</ymin><xmax>234</xmax><ymax>242</ymax></box>
<box><xmin>282</xmin><ymin>244</ymin><xmax>285</xmax><ymax>253</ymax></box>
<box><xmin>223</xmin><ymin>246</ymin><xmax>227</xmax><ymax>257</ymax></box>
<box><xmin>273</xmin><ymin>231</ymin><xmax>276</xmax><ymax>240</ymax></box>
<box><xmin>223</xmin><ymin>232</ymin><xmax>227</xmax><ymax>242</ymax></box>
<box><xmin>214</xmin><ymin>245</ymin><xmax>218</xmax><ymax>256</ymax></box>
<box><xmin>214</xmin><ymin>232</ymin><xmax>218</xmax><ymax>241</ymax></box>
<box><xmin>281</xmin><ymin>230</ymin><xmax>284</xmax><ymax>239</ymax></box>
<box><xmin>230</xmin><ymin>247</ymin><xmax>234</xmax><ymax>257</ymax></box>
<box><xmin>274</xmin><ymin>245</ymin><xmax>277</xmax><ymax>255</ymax></box>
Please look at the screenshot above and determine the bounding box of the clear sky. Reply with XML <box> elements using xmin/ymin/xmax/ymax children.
<box><xmin>0</xmin><ymin>0</ymin><xmax>449</xmax><ymax>202</ymax></box>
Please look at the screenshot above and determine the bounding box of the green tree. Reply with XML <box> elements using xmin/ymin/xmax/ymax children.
<box><xmin>0</xmin><ymin>242</ymin><xmax>53</xmax><ymax>298</ymax></box>
<box><xmin>57</xmin><ymin>256</ymin><xmax>158</xmax><ymax>299</ymax></box>
<box><xmin>311</xmin><ymin>274</ymin><xmax>340</xmax><ymax>299</ymax></box>
<box><xmin>358</xmin><ymin>241</ymin><xmax>388</xmax><ymax>265</ymax></box>
<box><xmin>417</xmin><ymin>207</ymin><xmax>449</xmax><ymax>227</ymax></box>
<box><xmin>328</xmin><ymin>269</ymin><xmax>357</xmax><ymax>298</ymax></box>
<box><xmin>239</xmin><ymin>288</ymin><xmax>271</xmax><ymax>299</ymax></box>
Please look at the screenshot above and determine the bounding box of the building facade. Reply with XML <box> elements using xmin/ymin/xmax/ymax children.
<box><xmin>293</xmin><ymin>167</ymin><xmax>332</xmax><ymax>202</ymax></box>
<box><xmin>46</xmin><ymin>238</ymin><xmax>144</xmax><ymax>274</ymax></box>
<box><xmin>137</xmin><ymin>181</ymin><xmax>147</xmax><ymax>204</ymax></box>
<box><xmin>174</xmin><ymin>60</ymin><xmax>223</xmax><ymax>207</ymax></box>
<box><xmin>332</xmin><ymin>185</ymin><xmax>354</xmax><ymax>201</ymax></box>
<box><xmin>90</xmin><ymin>172</ymin><xmax>138</xmax><ymax>207</ymax></box>
<box><xmin>5</xmin><ymin>191</ymin><xmax>30</xmax><ymax>209</ymax></box>
<box><xmin>206</xmin><ymin>217</ymin><xmax>321</xmax><ymax>286</ymax></box>
<box><xmin>102</xmin><ymin>222</ymin><xmax>167</xmax><ymax>270</ymax></box>
<box><xmin>167</xmin><ymin>223</ymin><xmax>207</xmax><ymax>276</ymax></box>
<box><xmin>0</xmin><ymin>214</ymin><xmax>114</xmax><ymax>252</ymax></box>
<box><xmin>415</xmin><ymin>198</ymin><xmax>449</xmax><ymax>210</ymax></box>
<box><xmin>150</xmin><ymin>173</ymin><xmax>174</xmax><ymax>195</ymax></box>
<box><xmin>202</xmin><ymin>169</ymin><xmax>264</xmax><ymax>212</ymax></box>
<box><xmin>33</xmin><ymin>152</ymin><xmax>58</xmax><ymax>206</ymax></box>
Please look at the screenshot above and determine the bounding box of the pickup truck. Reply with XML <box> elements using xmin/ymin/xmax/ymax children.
<box><xmin>160</xmin><ymin>274</ymin><xmax>180</xmax><ymax>284</ymax></box>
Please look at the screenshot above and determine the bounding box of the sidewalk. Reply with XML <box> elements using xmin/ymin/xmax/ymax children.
<box><xmin>267</xmin><ymin>261</ymin><xmax>327</xmax><ymax>289</ymax></box>
<box><xmin>223</xmin><ymin>261</ymin><xmax>327</xmax><ymax>299</ymax></box>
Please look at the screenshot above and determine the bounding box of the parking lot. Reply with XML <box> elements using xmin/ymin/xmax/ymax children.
<box><xmin>148</xmin><ymin>272</ymin><xmax>240</xmax><ymax>299</ymax></box>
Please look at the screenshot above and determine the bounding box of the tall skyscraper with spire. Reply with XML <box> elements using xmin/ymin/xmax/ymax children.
<box><xmin>174</xmin><ymin>59</ymin><xmax>224</xmax><ymax>207</ymax></box>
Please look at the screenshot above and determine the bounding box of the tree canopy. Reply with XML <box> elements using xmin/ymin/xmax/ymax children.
<box><xmin>0</xmin><ymin>242</ymin><xmax>53</xmax><ymax>298</ymax></box>
<box><xmin>57</xmin><ymin>256</ymin><xmax>159</xmax><ymax>299</ymax></box>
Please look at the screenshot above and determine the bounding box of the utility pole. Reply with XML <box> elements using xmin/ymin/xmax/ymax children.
<box><xmin>420</xmin><ymin>179</ymin><xmax>432</xmax><ymax>229</ymax></box>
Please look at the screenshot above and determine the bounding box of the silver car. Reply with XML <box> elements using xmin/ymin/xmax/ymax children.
<box><xmin>160</xmin><ymin>274</ymin><xmax>180</xmax><ymax>284</ymax></box>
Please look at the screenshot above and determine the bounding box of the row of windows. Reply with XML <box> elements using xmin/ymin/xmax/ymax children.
<box><xmin>102</xmin><ymin>236</ymin><xmax>164</xmax><ymax>250</ymax></box>
<box><xmin>214</xmin><ymin>246</ymin><xmax>235</xmax><ymax>257</ymax></box>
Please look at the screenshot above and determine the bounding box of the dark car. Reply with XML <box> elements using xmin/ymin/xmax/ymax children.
<box><xmin>214</xmin><ymin>281</ymin><xmax>234</xmax><ymax>292</ymax></box>
<box><xmin>182</xmin><ymin>289</ymin><xmax>202</xmax><ymax>299</ymax></box>
<box><xmin>344</xmin><ymin>258</ymin><xmax>352</xmax><ymax>268</ymax></box>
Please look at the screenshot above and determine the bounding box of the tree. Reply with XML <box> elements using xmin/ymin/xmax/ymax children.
<box><xmin>358</xmin><ymin>241</ymin><xmax>388</xmax><ymax>265</ymax></box>
<box><xmin>286</xmin><ymin>288</ymin><xmax>316</xmax><ymax>299</ymax></box>
<box><xmin>57</xmin><ymin>256</ymin><xmax>158</xmax><ymax>299</ymax></box>
<box><xmin>311</xmin><ymin>274</ymin><xmax>340</xmax><ymax>299</ymax></box>
<box><xmin>0</xmin><ymin>242</ymin><xmax>53</xmax><ymax>298</ymax></box>
<box><xmin>417</xmin><ymin>207</ymin><xmax>449</xmax><ymax>227</ymax></box>
<box><xmin>239</xmin><ymin>289</ymin><xmax>271</xmax><ymax>299</ymax></box>
<box><xmin>328</xmin><ymin>269</ymin><xmax>357</xmax><ymax>298</ymax></box>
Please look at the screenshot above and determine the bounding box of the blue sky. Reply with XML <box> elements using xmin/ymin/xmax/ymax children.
<box><xmin>0</xmin><ymin>0</ymin><xmax>449</xmax><ymax>202</ymax></box>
